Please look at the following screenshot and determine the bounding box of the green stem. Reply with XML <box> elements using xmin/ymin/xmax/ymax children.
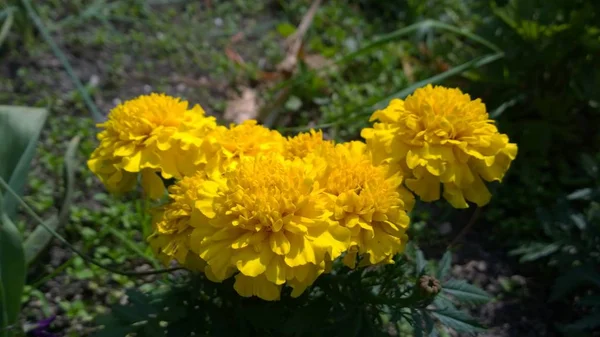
<box><xmin>29</xmin><ymin>257</ymin><xmax>74</xmax><ymax>289</ymax></box>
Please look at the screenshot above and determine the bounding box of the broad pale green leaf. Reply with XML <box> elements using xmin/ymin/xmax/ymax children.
<box><xmin>0</xmin><ymin>213</ymin><xmax>26</xmax><ymax>336</ymax></box>
<box><xmin>0</xmin><ymin>105</ymin><xmax>48</xmax><ymax>219</ymax></box>
<box><xmin>431</xmin><ymin>308</ymin><xmax>486</xmax><ymax>334</ymax></box>
<box><xmin>442</xmin><ymin>279</ymin><xmax>492</xmax><ymax>305</ymax></box>
<box><xmin>436</xmin><ymin>251</ymin><xmax>452</xmax><ymax>280</ymax></box>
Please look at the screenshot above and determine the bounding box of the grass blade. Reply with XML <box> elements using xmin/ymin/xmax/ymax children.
<box><xmin>372</xmin><ymin>52</ymin><xmax>504</xmax><ymax>110</ymax></box>
<box><xmin>19</xmin><ymin>0</ymin><xmax>104</xmax><ymax>123</ymax></box>
<box><xmin>281</xmin><ymin>52</ymin><xmax>504</xmax><ymax>133</ymax></box>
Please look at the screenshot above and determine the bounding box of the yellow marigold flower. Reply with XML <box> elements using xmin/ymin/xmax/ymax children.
<box><xmin>285</xmin><ymin>129</ymin><xmax>332</xmax><ymax>159</ymax></box>
<box><xmin>317</xmin><ymin>141</ymin><xmax>412</xmax><ymax>268</ymax></box>
<box><xmin>204</xmin><ymin>120</ymin><xmax>285</xmax><ymax>178</ymax></box>
<box><xmin>88</xmin><ymin>93</ymin><xmax>217</xmax><ymax>198</ymax></box>
<box><xmin>147</xmin><ymin>174</ymin><xmax>213</xmax><ymax>270</ymax></box>
<box><xmin>361</xmin><ymin>85</ymin><xmax>517</xmax><ymax>208</ymax></box>
<box><xmin>191</xmin><ymin>153</ymin><xmax>350</xmax><ymax>300</ymax></box>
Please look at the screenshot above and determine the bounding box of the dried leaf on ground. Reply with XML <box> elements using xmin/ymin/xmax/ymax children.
<box><xmin>224</xmin><ymin>87</ymin><xmax>259</xmax><ymax>123</ymax></box>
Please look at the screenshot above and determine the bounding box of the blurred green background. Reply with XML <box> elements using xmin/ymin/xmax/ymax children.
<box><xmin>1</xmin><ymin>0</ymin><xmax>599</xmax><ymax>336</ymax></box>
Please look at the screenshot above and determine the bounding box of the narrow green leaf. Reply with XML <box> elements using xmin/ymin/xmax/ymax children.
<box><xmin>336</xmin><ymin>20</ymin><xmax>501</xmax><ymax>66</ymax></box>
<box><xmin>0</xmin><ymin>213</ymin><xmax>26</xmax><ymax>335</ymax></box>
<box><xmin>20</xmin><ymin>0</ymin><xmax>104</xmax><ymax>123</ymax></box>
<box><xmin>423</xmin><ymin>311</ymin><xmax>435</xmax><ymax>334</ymax></box>
<box><xmin>442</xmin><ymin>279</ymin><xmax>492</xmax><ymax>305</ymax></box>
<box><xmin>567</xmin><ymin>188</ymin><xmax>593</xmax><ymax>200</ymax></box>
<box><xmin>412</xmin><ymin>309</ymin><xmax>424</xmax><ymax>337</ymax></box>
<box><xmin>23</xmin><ymin>216</ymin><xmax>58</xmax><ymax>265</ymax></box>
<box><xmin>437</xmin><ymin>251</ymin><xmax>452</xmax><ymax>280</ymax></box>
<box><xmin>433</xmin><ymin>294</ymin><xmax>457</xmax><ymax>310</ymax></box>
<box><xmin>0</xmin><ymin>11</ymin><xmax>13</xmax><ymax>50</ymax></box>
<box><xmin>24</xmin><ymin>137</ymin><xmax>80</xmax><ymax>265</ymax></box>
<box><xmin>0</xmin><ymin>105</ymin><xmax>48</xmax><ymax>219</ymax></box>
<box><xmin>415</xmin><ymin>249</ymin><xmax>426</xmax><ymax>275</ymax></box>
<box><xmin>372</xmin><ymin>53</ymin><xmax>504</xmax><ymax>111</ymax></box>
<box><xmin>431</xmin><ymin>308</ymin><xmax>486</xmax><ymax>334</ymax></box>
<box><xmin>518</xmin><ymin>243</ymin><xmax>560</xmax><ymax>262</ymax></box>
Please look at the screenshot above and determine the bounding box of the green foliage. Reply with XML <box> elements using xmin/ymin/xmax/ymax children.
<box><xmin>410</xmin><ymin>248</ymin><xmax>491</xmax><ymax>336</ymax></box>
<box><xmin>0</xmin><ymin>214</ymin><xmax>25</xmax><ymax>337</ymax></box>
<box><xmin>0</xmin><ymin>105</ymin><xmax>47</xmax><ymax>336</ymax></box>
<box><xmin>94</xmin><ymin>247</ymin><xmax>492</xmax><ymax>337</ymax></box>
<box><xmin>23</xmin><ymin>136</ymin><xmax>80</xmax><ymax>265</ymax></box>
<box><xmin>0</xmin><ymin>105</ymin><xmax>48</xmax><ymax>218</ymax></box>
<box><xmin>464</xmin><ymin>0</ymin><xmax>600</xmax><ymax>239</ymax></box>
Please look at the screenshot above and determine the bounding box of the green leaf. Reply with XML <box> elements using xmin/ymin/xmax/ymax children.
<box><xmin>24</xmin><ymin>136</ymin><xmax>80</xmax><ymax>265</ymax></box>
<box><xmin>0</xmin><ymin>213</ymin><xmax>26</xmax><ymax>336</ymax></box>
<box><xmin>579</xmin><ymin>295</ymin><xmax>600</xmax><ymax>307</ymax></box>
<box><xmin>581</xmin><ymin>154</ymin><xmax>598</xmax><ymax>178</ymax></box>
<box><xmin>0</xmin><ymin>11</ymin><xmax>13</xmax><ymax>50</ymax></box>
<box><xmin>562</xmin><ymin>312</ymin><xmax>600</xmax><ymax>331</ymax></box>
<box><xmin>415</xmin><ymin>248</ymin><xmax>426</xmax><ymax>275</ymax></box>
<box><xmin>23</xmin><ymin>216</ymin><xmax>58</xmax><ymax>266</ymax></box>
<box><xmin>412</xmin><ymin>309</ymin><xmax>424</xmax><ymax>337</ymax></box>
<box><xmin>436</xmin><ymin>251</ymin><xmax>452</xmax><ymax>280</ymax></box>
<box><xmin>508</xmin><ymin>242</ymin><xmax>560</xmax><ymax>262</ymax></box>
<box><xmin>433</xmin><ymin>294</ymin><xmax>457</xmax><ymax>310</ymax></box>
<box><xmin>442</xmin><ymin>279</ymin><xmax>492</xmax><ymax>305</ymax></box>
<box><xmin>551</xmin><ymin>265</ymin><xmax>600</xmax><ymax>301</ymax></box>
<box><xmin>276</xmin><ymin>22</ymin><xmax>296</xmax><ymax>37</ymax></box>
<box><xmin>20</xmin><ymin>0</ymin><xmax>103</xmax><ymax>123</ymax></box>
<box><xmin>567</xmin><ymin>188</ymin><xmax>593</xmax><ymax>200</ymax></box>
<box><xmin>285</xmin><ymin>96</ymin><xmax>303</xmax><ymax>111</ymax></box>
<box><xmin>430</xmin><ymin>308</ymin><xmax>486</xmax><ymax>334</ymax></box>
<box><xmin>423</xmin><ymin>311</ymin><xmax>435</xmax><ymax>335</ymax></box>
<box><xmin>0</xmin><ymin>105</ymin><xmax>48</xmax><ymax>219</ymax></box>
<box><xmin>371</xmin><ymin>53</ymin><xmax>504</xmax><ymax>111</ymax></box>
<box><xmin>336</xmin><ymin>20</ymin><xmax>501</xmax><ymax>66</ymax></box>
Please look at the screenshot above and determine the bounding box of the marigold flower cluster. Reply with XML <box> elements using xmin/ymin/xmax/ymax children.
<box><xmin>89</xmin><ymin>85</ymin><xmax>516</xmax><ymax>300</ymax></box>
<box><xmin>362</xmin><ymin>85</ymin><xmax>518</xmax><ymax>208</ymax></box>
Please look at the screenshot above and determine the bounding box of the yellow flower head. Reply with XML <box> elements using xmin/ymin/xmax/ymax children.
<box><xmin>285</xmin><ymin>129</ymin><xmax>332</xmax><ymax>159</ymax></box>
<box><xmin>361</xmin><ymin>85</ymin><xmax>517</xmax><ymax>208</ymax></box>
<box><xmin>318</xmin><ymin>142</ymin><xmax>412</xmax><ymax>267</ymax></box>
<box><xmin>190</xmin><ymin>153</ymin><xmax>350</xmax><ymax>300</ymax></box>
<box><xmin>205</xmin><ymin>120</ymin><xmax>285</xmax><ymax>177</ymax></box>
<box><xmin>147</xmin><ymin>174</ymin><xmax>210</xmax><ymax>267</ymax></box>
<box><xmin>88</xmin><ymin>93</ymin><xmax>217</xmax><ymax>198</ymax></box>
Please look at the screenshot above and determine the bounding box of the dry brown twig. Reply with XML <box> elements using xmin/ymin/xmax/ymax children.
<box><xmin>276</xmin><ymin>0</ymin><xmax>323</xmax><ymax>74</ymax></box>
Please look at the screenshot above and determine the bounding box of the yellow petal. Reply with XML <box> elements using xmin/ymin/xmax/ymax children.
<box><xmin>234</xmin><ymin>246</ymin><xmax>273</xmax><ymax>277</ymax></box>
<box><xmin>463</xmin><ymin>175</ymin><xmax>492</xmax><ymax>206</ymax></box>
<box><xmin>442</xmin><ymin>183</ymin><xmax>469</xmax><ymax>209</ymax></box>
<box><xmin>141</xmin><ymin>169</ymin><xmax>165</xmax><ymax>199</ymax></box>
<box><xmin>269</xmin><ymin>231</ymin><xmax>291</xmax><ymax>255</ymax></box>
